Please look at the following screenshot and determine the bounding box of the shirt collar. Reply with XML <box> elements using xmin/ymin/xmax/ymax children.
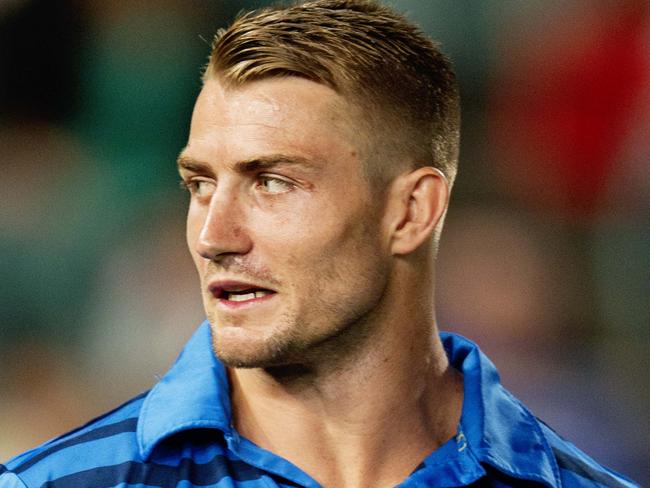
<box><xmin>137</xmin><ymin>320</ymin><xmax>232</xmax><ymax>459</ymax></box>
<box><xmin>441</xmin><ymin>332</ymin><xmax>561</xmax><ymax>487</ymax></box>
<box><xmin>138</xmin><ymin>323</ymin><xmax>560</xmax><ymax>487</ymax></box>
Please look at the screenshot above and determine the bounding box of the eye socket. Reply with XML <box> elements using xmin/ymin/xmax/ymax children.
<box><xmin>257</xmin><ymin>175</ymin><xmax>294</xmax><ymax>194</ymax></box>
<box><xmin>181</xmin><ymin>178</ymin><xmax>216</xmax><ymax>198</ymax></box>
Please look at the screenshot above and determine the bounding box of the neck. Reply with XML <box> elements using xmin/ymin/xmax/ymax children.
<box><xmin>228</xmin><ymin>267</ymin><xmax>463</xmax><ymax>488</ymax></box>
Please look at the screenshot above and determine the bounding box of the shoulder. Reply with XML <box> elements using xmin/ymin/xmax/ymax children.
<box><xmin>538</xmin><ymin>421</ymin><xmax>640</xmax><ymax>488</ymax></box>
<box><xmin>0</xmin><ymin>391</ymin><xmax>148</xmax><ymax>488</ymax></box>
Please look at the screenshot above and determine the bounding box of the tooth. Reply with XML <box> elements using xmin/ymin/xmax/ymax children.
<box><xmin>255</xmin><ymin>290</ymin><xmax>270</xmax><ymax>298</ymax></box>
<box><xmin>229</xmin><ymin>292</ymin><xmax>256</xmax><ymax>302</ymax></box>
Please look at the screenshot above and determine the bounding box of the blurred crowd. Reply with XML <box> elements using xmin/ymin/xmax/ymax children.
<box><xmin>1</xmin><ymin>0</ymin><xmax>648</xmax><ymax>481</ymax></box>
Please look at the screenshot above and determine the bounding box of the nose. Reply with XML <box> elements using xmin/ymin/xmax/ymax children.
<box><xmin>194</xmin><ymin>187</ymin><xmax>253</xmax><ymax>261</ymax></box>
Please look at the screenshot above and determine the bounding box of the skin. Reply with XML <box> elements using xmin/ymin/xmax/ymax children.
<box><xmin>180</xmin><ymin>76</ymin><xmax>463</xmax><ymax>488</ymax></box>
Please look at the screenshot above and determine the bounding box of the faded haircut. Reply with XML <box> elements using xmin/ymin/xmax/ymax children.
<box><xmin>204</xmin><ymin>0</ymin><xmax>460</xmax><ymax>187</ymax></box>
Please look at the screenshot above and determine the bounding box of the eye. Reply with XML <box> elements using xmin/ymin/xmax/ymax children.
<box><xmin>257</xmin><ymin>175</ymin><xmax>294</xmax><ymax>194</ymax></box>
<box><xmin>181</xmin><ymin>178</ymin><xmax>216</xmax><ymax>198</ymax></box>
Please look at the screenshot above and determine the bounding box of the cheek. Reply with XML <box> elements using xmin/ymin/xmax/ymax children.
<box><xmin>263</xmin><ymin>200</ymin><xmax>382</xmax><ymax>275</ymax></box>
<box><xmin>321</xmin><ymin>206</ymin><xmax>386</xmax><ymax>284</ymax></box>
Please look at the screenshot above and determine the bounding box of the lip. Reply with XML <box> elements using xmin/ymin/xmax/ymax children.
<box><xmin>208</xmin><ymin>279</ymin><xmax>278</xmax><ymax>309</ymax></box>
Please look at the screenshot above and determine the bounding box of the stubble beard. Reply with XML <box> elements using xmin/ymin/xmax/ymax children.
<box><xmin>205</xmin><ymin>211</ymin><xmax>391</xmax><ymax>371</ymax></box>
<box><xmin>208</xmin><ymin>263</ymin><xmax>390</xmax><ymax>371</ymax></box>
<box><xmin>209</xmin><ymin>307</ymin><xmax>308</xmax><ymax>369</ymax></box>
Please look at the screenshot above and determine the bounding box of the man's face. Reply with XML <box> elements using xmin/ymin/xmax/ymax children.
<box><xmin>180</xmin><ymin>76</ymin><xmax>391</xmax><ymax>368</ymax></box>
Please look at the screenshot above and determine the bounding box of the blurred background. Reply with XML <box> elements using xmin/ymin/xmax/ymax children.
<box><xmin>1</xmin><ymin>0</ymin><xmax>648</xmax><ymax>481</ymax></box>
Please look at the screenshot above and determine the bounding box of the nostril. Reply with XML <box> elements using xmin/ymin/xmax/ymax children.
<box><xmin>196</xmin><ymin>239</ymin><xmax>218</xmax><ymax>261</ymax></box>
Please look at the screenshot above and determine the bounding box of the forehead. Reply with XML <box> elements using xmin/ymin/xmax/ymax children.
<box><xmin>184</xmin><ymin>76</ymin><xmax>362</xmax><ymax>168</ymax></box>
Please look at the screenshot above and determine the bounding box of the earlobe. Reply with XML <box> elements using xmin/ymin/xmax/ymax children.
<box><xmin>389</xmin><ymin>167</ymin><xmax>449</xmax><ymax>255</ymax></box>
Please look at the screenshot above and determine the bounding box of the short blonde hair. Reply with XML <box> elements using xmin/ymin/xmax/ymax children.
<box><xmin>205</xmin><ymin>0</ymin><xmax>460</xmax><ymax>186</ymax></box>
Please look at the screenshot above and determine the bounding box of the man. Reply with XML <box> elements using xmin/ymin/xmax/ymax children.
<box><xmin>0</xmin><ymin>1</ymin><xmax>638</xmax><ymax>487</ymax></box>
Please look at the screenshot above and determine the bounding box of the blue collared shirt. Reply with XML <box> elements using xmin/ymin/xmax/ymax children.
<box><xmin>0</xmin><ymin>321</ymin><xmax>638</xmax><ymax>487</ymax></box>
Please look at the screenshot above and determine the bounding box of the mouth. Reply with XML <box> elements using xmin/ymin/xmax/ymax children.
<box><xmin>208</xmin><ymin>281</ymin><xmax>277</xmax><ymax>307</ymax></box>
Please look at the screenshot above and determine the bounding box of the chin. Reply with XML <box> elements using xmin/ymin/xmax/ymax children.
<box><xmin>209</xmin><ymin>322</ymin><xmax>302</xmax><ymax>369</ymax></box>
<box><xmin>213</xmin><ymin>343</ymin><xmax>296</xmax><ymax>369</ymax></box>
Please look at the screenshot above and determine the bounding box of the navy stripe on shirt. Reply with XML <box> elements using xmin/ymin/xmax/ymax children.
<box><xmin>554</xmin><ymin>446</ymin><xmax>630</xmax><ymax>487</ymax></box>
<box><xmin>13</xmin><ymin>418</ymin><xmax>138</xmax><ymax>475</ymax></box>
<box><xmin>41</xmin><ymin>455</ymin><xmax>264</xmax><ymax>488</ymax></box>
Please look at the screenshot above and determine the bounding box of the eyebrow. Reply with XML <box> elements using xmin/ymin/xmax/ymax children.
<box><xmin>177</xmin><ymin>155</ymin><xmax>212</xmax><ymax>174</ymax></box>
<box><xmin>177</xmin><ymin>153</ymin><xmax>316</xmax><ymax>174</ymax></box>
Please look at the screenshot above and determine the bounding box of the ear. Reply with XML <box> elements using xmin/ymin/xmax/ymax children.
<box><xmin>386</xmin><ymin>167</ymin><xmax>450</xmax><ymax>255</ymax></box>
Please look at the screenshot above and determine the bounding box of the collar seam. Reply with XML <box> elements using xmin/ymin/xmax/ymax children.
<box><xmin>137</xmin><ymin>383</ymin><xmax>159</xmax><ymax>459</ymax></box>
<box><xmin>138</xmin><ymin>383</ymin><xmax>231</xmax><ymax>459</ymax></box>
<box><xmin>137</xmin><ymin>322</ymin><xmax>232</xmax><ymax>460</ymax></box>
<box><xmin>499</xmin><ymin>389</ymin><xmax>562</xmax><ymax>487</ymax></box>
<box><xmin>527</xmin><ymin>414</ymin><xmax>562</xmax><ymax>487</ymax></box>
<box><xmin>460</xmin><ymin>335</ymin><xmax>560</xmax><ymax>488</ymax></box>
